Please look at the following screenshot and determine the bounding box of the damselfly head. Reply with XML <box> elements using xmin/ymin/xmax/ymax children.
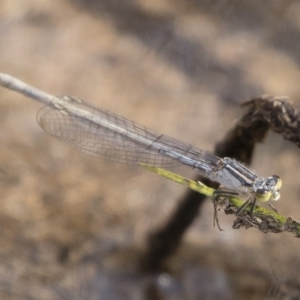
<box><xmin>254</xmin><ymin>175</ymin><xmax>282</xmax><ymax>202</ymax></box>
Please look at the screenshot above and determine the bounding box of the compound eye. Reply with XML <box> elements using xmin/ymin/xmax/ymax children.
<box><xmin>255</xmin><ymin>187</ymin><xmax>272</xmax><ymax>203</ymax></box>
<box><xmin>267</xmin><ymin>175</ymin><xmax>282</xmax><ymax>190</ymax></box>
<box><xmin>274</xmin><ymin>176</ymin><xmax>282</xmax><ymax>190</ymax></box>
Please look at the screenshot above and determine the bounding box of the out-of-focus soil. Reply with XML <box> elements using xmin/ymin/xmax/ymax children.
<box><xmin>1</xmin><ymin>0</ymin><xmax>300</xmax><ymax>299</ymax></box>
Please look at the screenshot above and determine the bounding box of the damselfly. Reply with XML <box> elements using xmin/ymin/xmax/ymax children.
<box><xmin>0</xmin><ymin>73</ymin><xmax>282</xmax><ymax>215</ymax></box>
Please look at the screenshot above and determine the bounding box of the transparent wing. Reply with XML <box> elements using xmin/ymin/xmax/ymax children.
<box><xmin>36</xmin><ymin>96</ymin><xmax>220</xmax><ymax>169</ymax></box>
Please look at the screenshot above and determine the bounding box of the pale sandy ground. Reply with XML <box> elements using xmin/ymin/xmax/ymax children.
<box><xmin>1</xmin><ymin>1</ymin><xmax>300</xmax><ymax>299</ymax></box>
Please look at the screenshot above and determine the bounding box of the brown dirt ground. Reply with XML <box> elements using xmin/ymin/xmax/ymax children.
<box><xmin>1</xmin><ymin>0</ymin><xmax>300</xmax><ymax>299</ymax></box>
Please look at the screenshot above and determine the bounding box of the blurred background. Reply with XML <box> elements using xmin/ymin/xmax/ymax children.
<box><xmin>1</xmin><ymin>0</ymin><xmax>300</xmax><ymax>299</ymax></box>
